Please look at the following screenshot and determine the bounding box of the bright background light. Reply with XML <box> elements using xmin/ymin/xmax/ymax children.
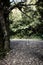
<box><xmin>10</xmin><ymin>0</ymin><xmax>24</xmax><ymax>2</ymax></box>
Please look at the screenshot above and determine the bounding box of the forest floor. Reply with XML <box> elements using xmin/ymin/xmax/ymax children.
<box><xmin>0</xmin><ymin>39</ymin><xmax>43</xmax><ymax>65</ymax></box>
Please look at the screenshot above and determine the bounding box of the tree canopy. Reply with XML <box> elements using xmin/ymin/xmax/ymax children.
<box><xmin>9</xmin><ymin>0</ymin><xmax>43</xmax><ymax>39</ymax></box>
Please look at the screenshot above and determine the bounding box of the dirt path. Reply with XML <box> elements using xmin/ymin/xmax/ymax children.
<box><xmin>0</xmin><ymin>40</ymin><xmax>43</xmax><ymax>65</ymax></box>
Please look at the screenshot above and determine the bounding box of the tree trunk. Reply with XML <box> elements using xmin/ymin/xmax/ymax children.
<box><xmin>0</xmin><ymin>5</ymin><xmax>10</xmax><ymax>54</ymax></box>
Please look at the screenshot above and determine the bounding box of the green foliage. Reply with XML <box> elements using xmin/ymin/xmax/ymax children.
<box><xmin>9</xmin><ymin>0</ymin><xmax>43</xmax><ymax>39</ymax></box>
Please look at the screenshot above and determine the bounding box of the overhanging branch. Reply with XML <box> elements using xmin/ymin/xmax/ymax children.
<box><xmin>8</xmin><ymin>2</ymin><xmax>37</xmax><ymax>11</ymax></box>
<box><xmin>8</xmin><ymin>1</ymin><xmax>42</xmax><ymax>11</ymax></box>
<box><xmin>19</xmin><ymin>9</ymin><xmax>32</xmax><ymax>19</ymax></box>
<box><xmin>8</xmin><ymin>2</ymin><xmax>42</xmax><ymax>16</ymax></box>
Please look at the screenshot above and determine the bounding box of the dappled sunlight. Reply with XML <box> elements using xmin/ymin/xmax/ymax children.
<box><xmin>9</xmin><ymin>0</ymin><xmax>43</xmax><ymax>39</ymax></box>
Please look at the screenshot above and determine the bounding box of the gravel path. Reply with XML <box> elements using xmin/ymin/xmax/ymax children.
<box><xmin>0</xmin><ymin>40</ymin><xmax>43</xmax><ymax>65</ymax></box>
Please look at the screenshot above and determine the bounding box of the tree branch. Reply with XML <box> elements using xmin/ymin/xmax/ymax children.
<box><xmin>8</xmin><ymin>2</ymin><xmax>42</xmax><ymax>13</ymax></box>
<box><xmin>8</xmin><ymin>5</ymin><xmax>16</xmax><ymax>11</ymax></box>
<box><xmin>8</xmin><ymin>2</ymin><xmax>36</xmax><ymax>11</ymax></box>
<box><xmin>8</xmin><ymin>2</ymin><xmax>37</xmax><ymax>18</ymax></box>
<box><xmin>19</xmin><ymin>9</ymin><xmax>32</xmax><ymax>19</ymax></box>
